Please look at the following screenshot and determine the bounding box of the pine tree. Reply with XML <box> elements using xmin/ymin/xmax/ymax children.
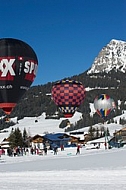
<box><xmin>8</xmin><ymin>128</ymin><xmax>15</xmax><ymax>148</ymax></box>
<box><xmin>8</xmin><ymin>127</ymin><xmax>23</xmax><ymax>148</ymax></box>
<box><xmin>106</xmin><ymin>127</ymin><xmax>110</xmax><ymax>136</ymax></box>
<box><xmin>88</xmin><ymin>126</ymin><xmax>95</xmax><ymax>140</ymax></box>
<box><xmin>23</xmin><ymin>128</ymin><xmax>29</xmax><ymax>147</ymax></box>
<box><xmin>96</xmin><ymin>127</ymin><xmax>100</xmax><ymax>139</ymax></box>
<box><xmin>14</xmin><ymin>127</ymin><xmax>23</xmax><ymax>147</ymax></box>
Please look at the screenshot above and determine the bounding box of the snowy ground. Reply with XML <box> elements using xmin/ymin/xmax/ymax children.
<box><xmin>0</xmin><ymin>111</ymin><xmax>126</xmax><ymax>189</ymax></box>
<box><xmin>0</xmin><ymin>146</ymin><xmax>126</xmax><ymax>190</ymax></box>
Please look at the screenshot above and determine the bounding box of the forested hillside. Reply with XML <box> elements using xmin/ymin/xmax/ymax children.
<box><xmin>0</xmin><ymin>68</ymin><xmax>125</xmax><ymax>131</ymax></box>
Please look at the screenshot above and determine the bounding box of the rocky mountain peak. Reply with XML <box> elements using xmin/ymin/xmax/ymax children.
<box><xmin>87</xmin><ymin>39</ymin><xmax>126</xmax><ymax>74</ymax></box>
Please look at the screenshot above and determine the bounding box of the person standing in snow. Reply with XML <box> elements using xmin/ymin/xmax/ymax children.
<box><xmin>53</xmin><ymin>146</ymin><xmax>58</xmax><ymax>155</ymax></box>
<box><xmin>76</xmin><ymin>144</ymin><xmax>80</xmax><ymax>155</ymax></box>
<box><xmin>0</xmin><ymin>146</ymin><xmax>2</xmax><ymax>157</ymax></box>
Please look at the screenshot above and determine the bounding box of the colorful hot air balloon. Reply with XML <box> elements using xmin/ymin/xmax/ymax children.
<box><xmin>51</xmin><ymin>79</ymin><xmax>86</xmax><ymax>118</ymax></box>
<box><xmin>94</xmin><ymin>94</ymin><xmax>115</xmax><ymax>119</ymax></box>
<box><xmin>0</xmin><ymin>38</ymin><xmax>38</xmax><ymax>115</ymax></box>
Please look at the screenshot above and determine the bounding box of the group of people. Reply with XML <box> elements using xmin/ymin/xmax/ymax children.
<box><xmin>10</xmin><ymin>145</ymin><xmax>58</xmax><ymax>156</ymax></box>
<box><xmin>7</xmin><ymin>147</ymin><xmax>30</xmax><ymax>157</ymax></box>
<box><xmin>1</xmin><ymin>143</ymin><xmax>81</xmax><ymax>157</ymax></box>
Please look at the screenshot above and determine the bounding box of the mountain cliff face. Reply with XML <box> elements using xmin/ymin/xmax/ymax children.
<box><xmin>87</xmin><ymin>39</ymin><xmax>126</xmax><ymax>74</ymax></box>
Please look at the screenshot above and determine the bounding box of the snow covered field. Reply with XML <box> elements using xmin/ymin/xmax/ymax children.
<box><xmin>0</xmin><ymin>146</ymin><xmax>126</xmax><ymax>190</ymax></box>
<box><xmin>0</xmin><ymin>112</ymin><xmax>126</xmax><ymax>189</ymax></box>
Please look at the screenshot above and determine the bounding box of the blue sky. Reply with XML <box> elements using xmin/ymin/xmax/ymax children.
<box><xmin>0</xmin><ymin>0</ymin><xmax>126</xmax><ymax>86</ymax></box>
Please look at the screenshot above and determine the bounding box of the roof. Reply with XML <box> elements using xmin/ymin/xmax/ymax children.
<box><xmin>44</xmin><ymin>133</ymin><xmax>70</xmax><ymax>142</ymax></box>
<box><xmin>114</xmin><ymin>126</ymin><xmax>126</xmax><ymax>134</ymax></box>
<box><xmin>31</xmin><ymin>134</ymin><xmax>44</xmax><ymax>140</ymax></box>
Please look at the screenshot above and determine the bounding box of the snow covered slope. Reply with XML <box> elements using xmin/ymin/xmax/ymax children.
<box><xmin>0</xmin><ymin>112</ymin><xmax>82</xmax><ymax>142</ymax></box>
<box><xmin>0</xmin><ymin>110</ymin><xmax>125</xmax><ymax>143</ymax></box>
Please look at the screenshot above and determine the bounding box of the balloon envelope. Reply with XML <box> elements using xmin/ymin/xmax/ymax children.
<box><xmin>51</xmin><ymin>79</ymin><xmax>86</xmax><ymax>118</ymax></box>
<box><xmin>0</xmin><ymin>38</ymin><xmax>38</xmax><ymax>114</ymax></box>
<box><xmin>94</xmin><ymin>94</ymin><xmax>114</xmax><ymax>118</ymax></box>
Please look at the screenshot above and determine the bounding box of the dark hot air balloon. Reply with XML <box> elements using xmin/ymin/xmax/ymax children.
<box><xmin>94</xmin><ymin>94</ymin><xmax>115</xmax><ymax>119</ymax></box>
<box><xmin>0</xmin><ymin>38</ymin><xmax>38</xmax><ymax>115</ymax></box>
<box><xmin>51</xmin><ymin>79</ymin><xmax>86</xmax><ymax>118</ymax></box>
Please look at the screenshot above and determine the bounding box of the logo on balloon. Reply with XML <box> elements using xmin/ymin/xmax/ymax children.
<box><xmin>0</xmin><ymin>57</ymin><xmax>38</xmax><ymax>82</ymax></box>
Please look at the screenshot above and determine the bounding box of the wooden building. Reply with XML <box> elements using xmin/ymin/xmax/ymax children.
<box><xmin>30</xmin><ymin>134</ymin><xmax>45</xmax><ymax>149</ymax></box>
<box><xmin>109</xmin><ymin>126</ymin><xmax>126</xmax><ymax>147</ymax></box>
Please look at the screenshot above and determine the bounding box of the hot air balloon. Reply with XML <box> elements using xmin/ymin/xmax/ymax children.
<box><xmin>51</xmin><ymin>79</ymin><xmax>86</xmax><ymax>118</ymax></box>
<box><xmin>94</xmin><ymin>94</ymin><xmax>115</xmax><ymax>119</ymax></box>
<box><xmin>0</xmin><ymin>38</ymin><xmax>38</xmax><ymax>115</ymax></box>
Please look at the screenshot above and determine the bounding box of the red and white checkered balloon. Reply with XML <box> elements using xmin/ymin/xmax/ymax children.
<box><xmin>51</xmin><ymin>79</ymin><xmax>86</xmax><ymax>118</ymax></box>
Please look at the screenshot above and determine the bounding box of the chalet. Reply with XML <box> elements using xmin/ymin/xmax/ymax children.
<box><xmin>109</xmin><ymin>126</ymin><xmax>126</xmax><ymax>148</ymax></box>
<box><xmin>28</xmin><ymin>133</ymin><xmax>79</xmax><ymax>150</ymax></box>
<box><xmin>0</xmin><ymin>138</ymin><xmax>10</xmax><ymax>148</ymax></box>
<box><xmin>0</xmin><ymin>138</ymin><xmax>10</xmax><ymax>155</ymax></box>
<box><xmin>44</xmin><ymin>133</ymin><xmax>76</xmax><ymax>149</ymax></box>
<box><xmin>68</xmin><ymin>135</ymin><xmax>80</xmax><ymax>144</ymax></box>
<box><xmin>30</xmin><ymin>134</ymin><xmax>45</xmax><ymax>149</ymax></box>
<box><xmin>69</xmin><ymin>131</ymin><xmax>85</xmax><ymax>144</ymax></box>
